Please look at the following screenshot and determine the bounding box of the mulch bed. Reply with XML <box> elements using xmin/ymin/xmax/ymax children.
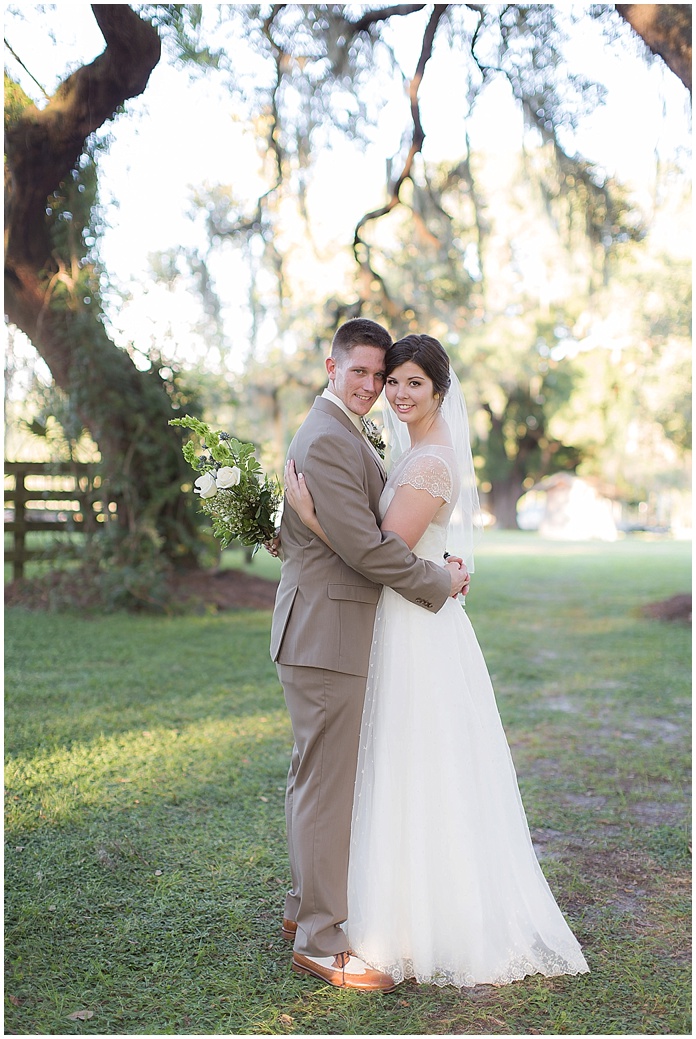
<box><xmin>4</xmin><ymin>567</ymin><xmax>279</xmax><ymax>612</ymax></box>
<box><xmin>167</xmin><ymin>568</ymin><xmax>279</xmax><ymax>611</ymax></box>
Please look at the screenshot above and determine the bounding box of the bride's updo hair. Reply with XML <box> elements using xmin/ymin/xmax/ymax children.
<box><xmin>385</xmin><ymin>334</ymin><xmax>451</xmax><ymax>400</ymax></box>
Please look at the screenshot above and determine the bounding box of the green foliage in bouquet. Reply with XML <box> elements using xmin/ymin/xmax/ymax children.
<box><xmin>169</xmin><ymin>415</ymin><xmax>282</xmax><ymax>552</ymax></box>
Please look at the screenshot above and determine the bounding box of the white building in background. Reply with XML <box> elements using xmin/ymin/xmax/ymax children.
<box><xmin>518</xmin><ymin>473</ymin><xmax>620</xmax><ymax>541</ymax></box>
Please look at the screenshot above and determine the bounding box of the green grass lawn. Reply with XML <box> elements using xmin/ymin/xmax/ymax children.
<box><xmin>5</xmin><ymin>533</ymin><xmax>691</xmax><ymax>1035</ymax></box>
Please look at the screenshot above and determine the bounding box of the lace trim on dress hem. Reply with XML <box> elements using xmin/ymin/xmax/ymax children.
<box><xmin>355</xmin><ymin>953</ymin><xmax>590</xmax><ymax>989</ymax></box>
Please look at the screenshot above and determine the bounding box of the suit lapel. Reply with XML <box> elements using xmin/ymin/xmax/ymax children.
<box><xmin>313</xmin><ymin>397</ymin><xmax>387</xmax><ymax>481</ymax></box>
<box><xmin>369</xmin><ymin>441</ymin><xmax>387</xmax><ymax>481</ymax></box>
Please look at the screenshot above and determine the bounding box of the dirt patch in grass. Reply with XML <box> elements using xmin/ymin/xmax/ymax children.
<box><xmin>640</xmin><ymin>593</ymin><xmax>691</xmax><ymax>624</ymax></box>
<box><xmin>577</xmin><ymin>845</ymin><xmax>690</xmax><ymax>914</ymax></box>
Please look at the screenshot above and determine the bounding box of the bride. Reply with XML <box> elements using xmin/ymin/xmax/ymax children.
<box><xmin>284</xmin><ymin>333</ymin><xmax>589</xmax><ymax>988</ymax></box>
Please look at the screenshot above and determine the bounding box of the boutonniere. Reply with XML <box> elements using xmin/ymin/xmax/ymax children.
<box><xmin>362</xmin><ymin>417</ymin><xmax>386</xmax><ymax>458</ymax></box>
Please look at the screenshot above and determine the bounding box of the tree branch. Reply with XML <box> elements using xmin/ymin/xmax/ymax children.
<box><xmin>349</xmin><ymin>4</ymin><xmax>427</xmax><ymax>34</ymax></box>
<box><xmin>352</xmin><ymin>4</ymin><xmax>449</xmax><ymax>290</ymax></box>
<box><xmin>4</xmin><ymin>37</ymin><xmax>50</xmax><ymax>97</ymax></box>
<box><xmin>465</xmin><ymin>4</ymin><xmax>504</xmax><ymax>80</ymax></box>
<box><xmin>49</xmin><ymin>5</ymin><xmax>161</xmax><ymax>144</ymax></box>
<box><xmin>616</xmin><ymin>4</ymin><xmax>692</xmax><ymax>91</ymax></box>
<box><xmin>5</xmin><ymin>5</ymin><xmax>161</xmax><ymax>269</ymax></box>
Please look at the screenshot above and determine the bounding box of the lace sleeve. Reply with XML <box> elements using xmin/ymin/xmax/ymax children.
<box><xmin>396</xmin><ymin>453</ymin><xmax>453</xmax><ymax>502</ymax></box>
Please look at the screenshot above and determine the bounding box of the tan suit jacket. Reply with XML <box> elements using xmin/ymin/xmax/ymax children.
<box><xmin>271</xmin><ymin>396</ymin><xmax>451</xmax><ymax>677</ymax></box>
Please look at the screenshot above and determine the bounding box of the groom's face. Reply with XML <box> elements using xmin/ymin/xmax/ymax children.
<box><xmin>326</xmin><ymin>345</ymin><xmax>386</xmax><ymax>417</ymax></box>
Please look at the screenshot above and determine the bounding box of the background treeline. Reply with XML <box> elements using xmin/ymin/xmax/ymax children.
<box><xmin>4</xmin><ymin>4</ymin><xmax>691</xmax><ymax>594</ymax></box>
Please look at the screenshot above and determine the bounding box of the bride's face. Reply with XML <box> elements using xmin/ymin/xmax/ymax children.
<box><xmin>385</xmin><ymin>361</ymin><xmax>439</xmax><ymax>425</ymax></box>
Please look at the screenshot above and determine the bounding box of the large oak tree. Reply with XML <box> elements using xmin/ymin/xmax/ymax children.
<box><xmin>5</xmin><ymin>4</ymin><xmax>197</xmax><ymax>564</ymax></box>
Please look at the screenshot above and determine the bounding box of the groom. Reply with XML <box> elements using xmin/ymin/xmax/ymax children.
<box><xmin>270</xmin><ymin>318</ymin><xmax>467</xmax><ymax>991</ymax></box>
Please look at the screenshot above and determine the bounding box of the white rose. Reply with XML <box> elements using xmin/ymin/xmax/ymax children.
<box><xmin>216</xmin><ymin>465</ymin><xmax>242</xmax><ymax>489</ymax></box>
<box><xmin>194</xmin><ymin>471</ymin><xmax>218</xmax><ymax>498</ymax></box>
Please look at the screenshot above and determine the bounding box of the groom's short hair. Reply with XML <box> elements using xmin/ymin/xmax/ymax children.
<box><xmin>331</xmin><ymin>318</ymin><xmax>392</xmax><ymax>359</ymax></box>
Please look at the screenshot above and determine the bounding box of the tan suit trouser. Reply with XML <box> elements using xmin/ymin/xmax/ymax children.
<box><xmin>278</xmin><ymin>663</ymin><xmax>367</xmax><ymax>957</ymax></box>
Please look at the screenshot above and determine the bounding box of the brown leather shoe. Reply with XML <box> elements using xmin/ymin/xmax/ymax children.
<box><xmin>281</xmin><ymin>918</ymin><xmax>297</xmax><ymax>941</ymax></box>
<box><xmin>292</xmin><ymin>951</ymin><xmax>396</xmax><ymax>991</ymax></box>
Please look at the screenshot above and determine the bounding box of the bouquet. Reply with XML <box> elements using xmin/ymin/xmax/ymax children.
<box><xmin>170</xmin><ymin>415</ymin><xmax>282</xmax><ymax>552</ymax></box>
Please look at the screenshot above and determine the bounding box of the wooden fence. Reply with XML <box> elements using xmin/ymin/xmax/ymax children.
<box><xmin>4</xmin><ymin>461</ymin><xmax>118</xmax><ymax>581</ymax></box>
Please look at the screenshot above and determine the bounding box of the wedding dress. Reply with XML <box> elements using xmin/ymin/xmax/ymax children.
<box><xmin>347</xmin><ymin>443</ymin><xmax>589</xmax><ymax>988</ymax></box>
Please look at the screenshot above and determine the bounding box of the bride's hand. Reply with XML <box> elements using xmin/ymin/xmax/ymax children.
<box><xmin>285</xmin><ymin>459</ymin><xmax>318</xmax><ymax>527</ymax></box>
<box><xmin>263</xmin><ymin>530</ymin><xmax>281</xmax><ymax>557</ymax></box>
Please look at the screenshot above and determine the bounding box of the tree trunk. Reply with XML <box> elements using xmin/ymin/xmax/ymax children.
<box><xmin>4</xmin><ymin>5</ymin><xmax>198</xmax><ymax>563</ymax></box>
<box><xmin>489</xmin><ymin>475</ymin><xmax>523</xmax><ymax>530</ymax></box>
<box><xmin>616</xmin><ymin>4</ymin><xmax>692</xmax><ymax>91</ymax></box>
